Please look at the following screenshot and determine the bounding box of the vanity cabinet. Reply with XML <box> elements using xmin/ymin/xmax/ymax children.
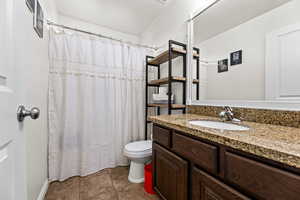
<box><xmin>152</xmin><ymin>124</ymin><xmax>300</xmax><ymax>200</ymax></box>
<box><xmin>172</xmin><ymin>132</ymin><xmax>218</xmax><ymax>174</ymax></box>
<box><xmin>192</xmin><ymin>167</ymin><xmax>250</xmax><ymax>200</ymax></box>
<box><xmin>224</xmin><ymin>152</ymin><xmax>300</xmax><ymax>200</ymax></box>
<box><xmin>153</xmin><ymin>143</ymin><xmax>188</xmax><ymax>200</ymax></box>
<box><xmin>153</xmin><ymin>125</ymin><xmax>172</xmax><ymax>148</ymax></box>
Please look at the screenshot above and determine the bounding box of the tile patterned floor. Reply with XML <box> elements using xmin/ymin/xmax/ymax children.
<box><xmin>45</xmin><ymin>167</ymin><xmax>160</xmax><ymax>200</ymax></box>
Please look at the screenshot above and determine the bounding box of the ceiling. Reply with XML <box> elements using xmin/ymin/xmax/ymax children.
<box><xmin>55</xmin><ymin>0</ymin><xmax>174</xmax><ymax>35</ymax></box>
<box><xmin>194</xmin><ymin>0</ymin><xmax>291</xmax><ymax>43</ymax></box>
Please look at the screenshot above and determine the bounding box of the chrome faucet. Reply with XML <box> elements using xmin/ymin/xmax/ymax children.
<box><xmin>219</xmin><ymin>106</ymin><xmax>241</xmax><ymax>123</ymax></box>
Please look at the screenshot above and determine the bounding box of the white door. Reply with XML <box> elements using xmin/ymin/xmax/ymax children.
<box><xmin>0</xmin><ymin>0</ymin><xmax>27</xmax><ymax>199</ymax></box>
<box><xmin>266</xmin><ymin>23</ymin><xmax>300</xmax><ymax>101</ymax></box>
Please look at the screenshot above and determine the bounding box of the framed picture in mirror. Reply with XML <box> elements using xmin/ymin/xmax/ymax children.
<box><xmin>230</xmin><ymin>50</ymin><xmax>242</xmax><ymax>66</ymax></box>
<box><xmin>218</xmin><ymin>59</ymin><xmax>228</xmax><ymax>73</ymax></box>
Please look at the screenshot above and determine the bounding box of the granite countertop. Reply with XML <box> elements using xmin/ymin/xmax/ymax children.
<box><xmin>149</xmin><ymin>114</ymin><xmax>300</xmax><ymax>168</ymax></box>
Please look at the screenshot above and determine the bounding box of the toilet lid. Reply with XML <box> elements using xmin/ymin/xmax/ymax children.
<box><xmin>125</xmin><ymin>140</ymin><xmax>152</xmax><ymax>152</ymax></box>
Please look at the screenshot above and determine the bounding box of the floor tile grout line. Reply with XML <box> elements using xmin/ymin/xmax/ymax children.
<box><xmin>109</xmin><ymin>168</ymin><xmax>120</xmax><ymax>200</ymax></box>
<box><xmin>78</xmin><ymin>175</ymin><xmax>81</xmax><ymax>200</ymax></box>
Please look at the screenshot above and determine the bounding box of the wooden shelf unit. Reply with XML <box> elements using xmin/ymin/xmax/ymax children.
<box><xmin>148</xmin><ymin>77</ymin><xmax>199</xmax><ymax>86</ymax></box>
<box><xmin>193</xmin><ymin>47</ymin><xmax>200</xmax><ymax>100</ymax></box>
<box><xmin>193</xmin><ymin>79</ymin><xmax>200</xmax><ymax>84</ymax></box>
<box><xmin>147</xmin><ymin>104</ymin><xmax>186</xmax><ymax>109</ymax></box>
<box><xmin>148</xmin><ymin>48</ymin><xmax>200</xmax><ymax>65</ymax></box>
<box><xmin>148</xmin><ymin>76</ymin><xmax>186</xmax><ymax>86</ymax></box>
<box><xmin>145</xmin><ymin>40</ymin><xmax>200</xmax><ymax>139</ymax></box>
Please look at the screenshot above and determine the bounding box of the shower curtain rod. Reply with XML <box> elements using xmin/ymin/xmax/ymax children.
<box><xmin>188</xmin><ymin>0</ymin><xmax>221</xmax><ymax>21</ymax></box>
<box><xmin>47</xmin><ymin>20</ymin><xmax>159</xmax><ymax>50</ymax></box>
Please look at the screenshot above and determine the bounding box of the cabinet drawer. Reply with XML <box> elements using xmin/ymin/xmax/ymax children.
<box><xmin>153</xmin><ymin>125</ymin><xmax>171</xmax><ymax>148</ymax></box>
<box><xmin>192</xmin><ymin>167</ymin><xmax>250</xmax><ymax>200</ymax></box>
<box><xmin>172</xmin><ymin>132</ymin><xmax>218</xmax><ymax>174</ymax></box>
<box><xmin>225</xmin><ymin>152</ymin><xmax>300</xmax><ymax>200</ymax></box>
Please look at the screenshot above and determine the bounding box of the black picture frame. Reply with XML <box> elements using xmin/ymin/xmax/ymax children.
<box><xmin>218</xmin><ymin>59</ymin><xmax>228</xmax><ymax>73</ymax></box>
<box><xmin>230</xmin><ymin>50</ymin><xmax>242</xmax><ymax>66</ymax></box>
<box><xmin>34</xmin><ymin>0</ymin><xmax>44</xmax><ymax>38</ymax></box>
<box><xmin>26</xmin><ymin>0</ymin><xmax>35</xmax><ymax>12</ymax></box>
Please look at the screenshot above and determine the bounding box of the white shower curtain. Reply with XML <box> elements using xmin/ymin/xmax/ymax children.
<box><xmin>48</xmin><ymin>29</ymin><xmax>149</xmax><ymax>181</ymax></box>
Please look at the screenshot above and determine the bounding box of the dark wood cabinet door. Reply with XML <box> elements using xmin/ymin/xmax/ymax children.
<box><xmin>225</xmin><ymin>151</ymin><xmax>300</xmax><ymax>200</ymax></box>
<box><xmin>153</xmin><ymin>143</ymin><xmax>188</xmax><ymax>200</ymax></box>
<box><xmin>192</xmin><ymin>167</ymin><xmax>250</xmax><ymax>200</ymax></box>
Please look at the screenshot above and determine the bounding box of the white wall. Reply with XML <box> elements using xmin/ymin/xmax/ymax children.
<box><xmin>13</xmin><ymin>1</ymin><xmax>58</xmax><ymax>200</ymax></box>
<box><xmin>58</xmin><ymin>15</ymin><xmax>140</xmax><ymax>44</ymax></box>
<box><xmin>141</xmin><ymin>0</ymin><xmax>219</xmax><ymax>46</ymax></box>
<box><xmin>197</xmin><ymin>0</ymin><xmax>300</xmax><ymax>100</ymax></box>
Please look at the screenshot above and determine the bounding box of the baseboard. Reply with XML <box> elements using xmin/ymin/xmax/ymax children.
<box><xmin>37</xmin><ymin>179</ymin><xmax>49</xmax><ymax>200</ymax></box>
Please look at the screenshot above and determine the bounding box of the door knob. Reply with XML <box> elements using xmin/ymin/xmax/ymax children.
<box><xmin>17</xmin><ymin>105</ymin><xmax>40</xmax><ymax>122</ymax></box>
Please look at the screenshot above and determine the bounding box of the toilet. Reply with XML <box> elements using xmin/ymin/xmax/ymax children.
<box><xmin>124</xmin><ymin>140</ymin><xmax>152</xmax><ymax>183</ymax></box>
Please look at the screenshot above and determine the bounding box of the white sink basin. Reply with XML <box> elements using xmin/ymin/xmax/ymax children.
<box><xmin>189</xmin><ymin>120</ymin><xmax>249</xmax><ymax>131</ymax></box>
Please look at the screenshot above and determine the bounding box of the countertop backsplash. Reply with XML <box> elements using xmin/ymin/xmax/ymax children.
<box><xmin>187</xmin><ymin>105</ymin><xmax>300</xmax><ymax>128</ymax></box>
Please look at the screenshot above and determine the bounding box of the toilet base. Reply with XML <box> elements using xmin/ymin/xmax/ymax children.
<box><xmin>128</xmin><ymin>161</ymin><xmax>145</xmax><ymax>183</ymax></box>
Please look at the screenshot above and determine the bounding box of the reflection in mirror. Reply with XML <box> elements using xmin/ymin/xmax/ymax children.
<box><xmin>191</xmin><ymin>0</ymin><xmax>300</xmax><ymax>102</ymax></box>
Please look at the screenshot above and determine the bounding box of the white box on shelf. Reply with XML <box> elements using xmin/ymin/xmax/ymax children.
<box><xmin>153</xmin><ymin>94</ymin><xmax>174</xmax><ymax>104</ymax></box>
<box><xmin>158</xmin><ymin>87</ymin><xmax>168</xmax><ymax>95</ymax></box>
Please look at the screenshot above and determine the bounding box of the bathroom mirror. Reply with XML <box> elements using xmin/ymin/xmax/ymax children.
<box><xmin>190</xmin><ymin>0</ymin><xmax>300</xmax><ymax>108</ymax></box>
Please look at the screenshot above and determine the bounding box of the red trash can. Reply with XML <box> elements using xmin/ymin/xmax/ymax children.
<box><xmin>144</xmin><ymin>163</ymin><xmax>156</xmax><ymax>194</ymax></box>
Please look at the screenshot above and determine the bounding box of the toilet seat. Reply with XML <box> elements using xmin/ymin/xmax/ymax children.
<box><xmin>123</xmin><ymin>140</ymin><xmax>152</xmax><ymax>183</ymax></box>
<box><xmin>124</xmin><ymin>140</ymin><xmax>152</xmax><ymax>159</ymax></box>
